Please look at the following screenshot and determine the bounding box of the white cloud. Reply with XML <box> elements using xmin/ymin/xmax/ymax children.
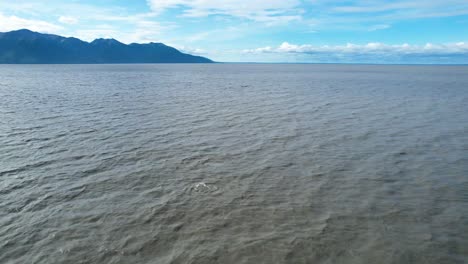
<box><xmin>331</xmin><ymin>0</ymin><xmax>468</xmax><ymax>14</ymax></box>
<box><xmin>174</xmin><ymin>45</ymin><xmax>207</xmax><ymax>55</ymax></box>
<box><xmin>58</xmin><ymin>16</ymin><xmax>78</xmax><ymax>25</ymax></box>
<box><xmin>146</xmin><ymin>0</ymin><xmax>303</xmax><ymax>22</ymax></box>
<box><xmin>244</xmin><ymin>41</ymin><xmax>468</xmax><ymax>55</ymax></box>
<box><xmin>240</xmin><ymin>41</ymin><xmax>468</xmax><ymax>63</ymax></box>
<box><xmin>0</xmin><ymin>12</ymin><xmax>63</xmax><ymax>33</ymax></box>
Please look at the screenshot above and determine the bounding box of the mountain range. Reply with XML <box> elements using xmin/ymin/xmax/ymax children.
<box><xmin>0</xmin><ymin>29</ymin><xmax>213</xmax><ymax>64</ymax></box>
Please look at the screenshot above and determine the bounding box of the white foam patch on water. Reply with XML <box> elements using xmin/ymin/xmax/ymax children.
<box><xmin>191</xmin><ymin>182</ymin><xmax>218</xmax><ymax>193</ymax></box>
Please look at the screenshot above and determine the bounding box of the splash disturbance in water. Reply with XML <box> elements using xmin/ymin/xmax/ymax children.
<box><xmin>0</xmin><ymin>64</ymin><xmax>467</xmax><ymax>263</ymax></box>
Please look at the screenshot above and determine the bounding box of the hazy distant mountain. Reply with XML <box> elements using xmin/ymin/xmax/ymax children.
<box><xmin>0</xmin><ymin>29</ymin><xmax>213</xmax><ymax>64</ymax></box>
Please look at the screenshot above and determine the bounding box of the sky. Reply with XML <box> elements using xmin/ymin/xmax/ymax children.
<box><xmin>1</xmin><ymin>0</ymin><xmax>468</xmax><ymax>63</ymax></box>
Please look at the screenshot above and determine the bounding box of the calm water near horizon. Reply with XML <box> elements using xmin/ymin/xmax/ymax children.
<box><xmin>1</xmin><ymin>64</ymin><xmax>467</xmax><ymax>263</ymax></box>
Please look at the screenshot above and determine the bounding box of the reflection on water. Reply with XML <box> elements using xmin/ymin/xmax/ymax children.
<box><xmin>1</xmin><ymin>64</ymin><xmax>467</xmax><ymax>264</ymax></box>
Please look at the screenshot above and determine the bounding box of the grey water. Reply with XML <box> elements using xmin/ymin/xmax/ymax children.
<box><xmin>0</xmin><ymin>64</ymin><xmax>467</xmax><ymax>264</ymax></box>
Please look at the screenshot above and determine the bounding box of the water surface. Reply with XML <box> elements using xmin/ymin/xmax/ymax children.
<box><xmin>1</xmin><ymin>64</ymin><xmax>467</xmax><ymax>263</ymax></box>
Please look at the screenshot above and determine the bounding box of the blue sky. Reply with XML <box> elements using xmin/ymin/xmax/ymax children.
<box><xmin>1</xmin><ymin>0</ymin><xmax>468</xmax><ymax>63</ymax></box>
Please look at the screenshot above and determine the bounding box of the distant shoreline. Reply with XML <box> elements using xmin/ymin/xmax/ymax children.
<box><xmin>0</xmin><ymin>62</ymin><xmax>466</xmax><ymax>66</ymax></box>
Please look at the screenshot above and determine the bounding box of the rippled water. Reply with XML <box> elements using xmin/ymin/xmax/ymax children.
<box><xmin>1</xmin><ymin>64</ymin><xmax>467</xmax><ymax>264</ymax></box>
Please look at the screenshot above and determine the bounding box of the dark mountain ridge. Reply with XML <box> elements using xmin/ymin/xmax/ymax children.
<box><xmin>0</xmin><ymin>29</ymin><xmax>213</xmax><ymax>64</ymax></box>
